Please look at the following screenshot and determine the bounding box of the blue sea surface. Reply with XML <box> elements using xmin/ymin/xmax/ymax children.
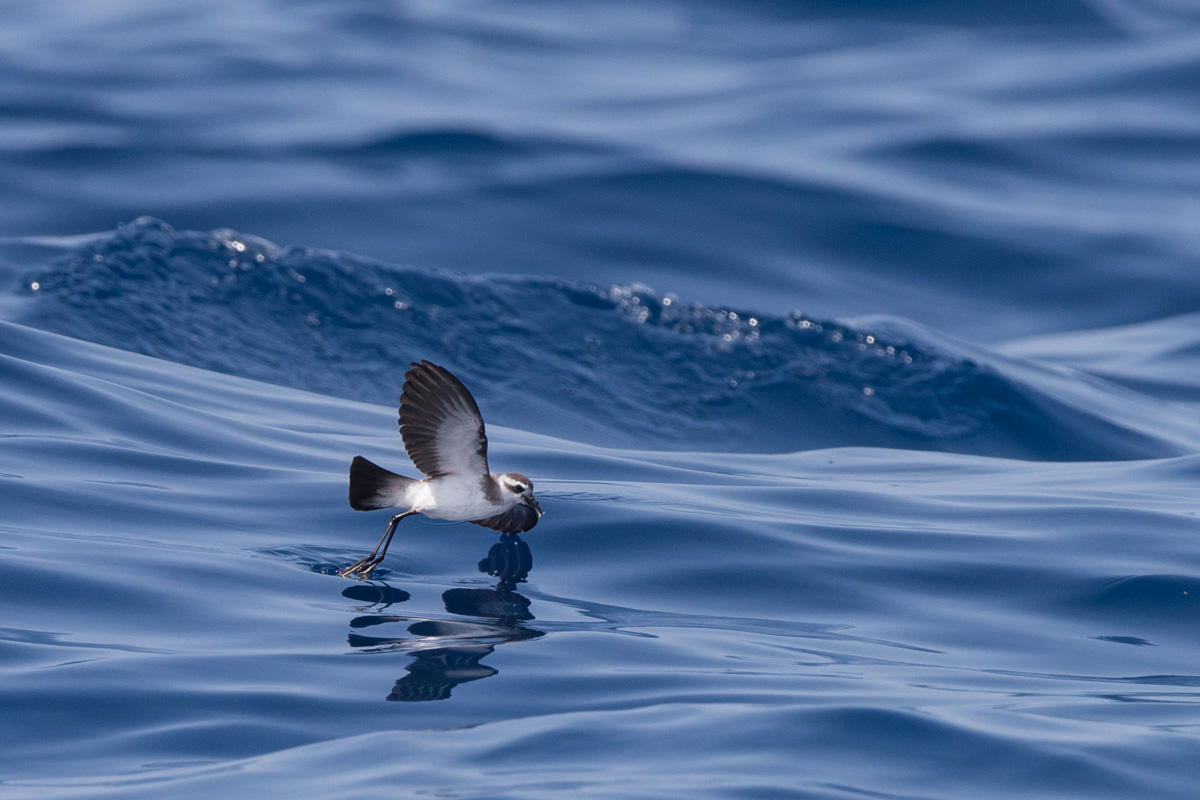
<box><xmin>3</xmin><ymin>2</ymin><xmax>1200</xmax><ymax>798</ymax></box>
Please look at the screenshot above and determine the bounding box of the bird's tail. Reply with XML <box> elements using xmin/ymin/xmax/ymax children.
<box><xmin>348</xmin><ymin>456</ymin><xmax>416</xmax><ymax>511</ymax></box>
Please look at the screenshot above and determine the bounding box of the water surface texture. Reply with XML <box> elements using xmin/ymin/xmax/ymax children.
<box><xmin>3</xmin><ymin>2</ymin><xmax>1200</xmax><ymax>798</ymax></box>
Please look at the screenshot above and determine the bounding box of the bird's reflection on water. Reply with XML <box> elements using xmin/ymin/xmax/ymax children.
<box><xmin>340</xmin><ymin>533</ymin><xmax>542</xmax><ymax>701</ymax></box>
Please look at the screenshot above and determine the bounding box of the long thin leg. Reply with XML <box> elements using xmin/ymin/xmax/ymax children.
<box><xmin>340</xmin><ymin>519</ymin><xmax>396</xmax><ymax>576</ymax></box>
<box><xmin>339</xmin><ymin>510</ymin><xmax>418</xmax><ymax>578</ymax></box>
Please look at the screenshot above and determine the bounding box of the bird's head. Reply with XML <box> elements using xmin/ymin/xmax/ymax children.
<box><xmin>499</xmin><ymin>472</ymin><xmax>542</xmax><ymax>517</ymax></box>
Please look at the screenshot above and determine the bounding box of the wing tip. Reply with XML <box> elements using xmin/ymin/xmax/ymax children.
<box><xmin>470</xmin><ymin>505</ymin><xmax>540</xmax><ymax>533</ymax></box>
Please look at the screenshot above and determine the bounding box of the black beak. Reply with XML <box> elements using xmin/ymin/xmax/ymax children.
<box><xmin>523</xmin><ymin>495</ymin><xmax>543</xmax><ymax>518</ymax></box>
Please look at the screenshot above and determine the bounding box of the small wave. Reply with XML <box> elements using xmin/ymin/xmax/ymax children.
<box><xmin>13</xmin><ymin>217</ymin><xmax>1192</xmax><ymax>460</ymax></box>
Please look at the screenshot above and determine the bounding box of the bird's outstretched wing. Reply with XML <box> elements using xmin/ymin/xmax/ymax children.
<box><xmin>399</xmin><ymin>361</ymin><xmax>489</xmax><ymax>479</ymax></box>
<box><xmin>470</xmin><ymin>504</ymin><xmax>540</xmax><ymax>533</ymax></box>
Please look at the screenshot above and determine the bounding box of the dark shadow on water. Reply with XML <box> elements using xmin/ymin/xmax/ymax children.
<box><xmin>476</xmin><ymin>531</ymin><xmax>533</xmax><ymax>591</ymax></box>
<box><xmin>342</xmin><ymin>533</ymin><xmax>543</xmax><ymax>702</ymax></box>
<box><xmin>340</xmin><ymin>583</ymin><xmax>411</xmax><ymax>609</ymax></box>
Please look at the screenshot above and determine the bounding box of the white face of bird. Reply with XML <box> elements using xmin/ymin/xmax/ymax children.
<box><xmin>499</xmin><ymin>473</ymin><xmax>542</xmax><ymax>516</ymax></box>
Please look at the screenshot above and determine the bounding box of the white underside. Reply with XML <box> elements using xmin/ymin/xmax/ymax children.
<box><xmin>402</xmin><ymin>474</ymin><xmax>512</xmax><ymax>521</ymax></box>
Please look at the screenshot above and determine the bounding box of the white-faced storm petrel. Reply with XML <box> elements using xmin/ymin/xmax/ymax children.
<box><xmin>339</xmin><ymin>360</ymin><xmax>543</xmax><ymax>577</ymax></box>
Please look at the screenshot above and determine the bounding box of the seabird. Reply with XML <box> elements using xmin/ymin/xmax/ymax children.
<box><xmin>339</xmin><ymin>360</ymin><xmax>543</xmax><ymax>578</ymax></box>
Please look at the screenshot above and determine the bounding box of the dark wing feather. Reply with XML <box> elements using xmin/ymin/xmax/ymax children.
<box><xmin>470</xmin><ymin>503</ymin><xmax>540</xmax><ymax>534</ymax></box>
<box><xmin>398</xmin><ymin>361</ymin><xmax>489</xmax><ymax>479</ymax></box>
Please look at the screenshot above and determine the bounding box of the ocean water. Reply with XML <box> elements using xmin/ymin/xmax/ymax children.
<box><xmin>3</xmin><ymin>2</ymin><xmax>1200</xmax><ymax>798</ymax></box>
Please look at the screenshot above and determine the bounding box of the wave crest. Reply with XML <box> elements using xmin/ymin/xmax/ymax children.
<box><xmin>16</xmin><ymin>218</ymin><xmax>1182</xmax><ymax>459</ymax></box>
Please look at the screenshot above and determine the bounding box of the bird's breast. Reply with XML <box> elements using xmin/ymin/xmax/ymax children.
<box><xmin>417</xmin><ymin>475</ymin><xmax>508</xmax><ymax>521</ymax></box>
